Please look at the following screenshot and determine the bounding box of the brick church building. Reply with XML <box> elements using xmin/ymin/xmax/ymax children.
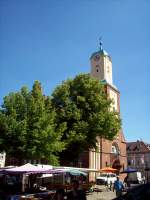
<box><xmin>66</xmin><ymin>43</ymin><xmax>127</xmax><ymax>180</ymax></box>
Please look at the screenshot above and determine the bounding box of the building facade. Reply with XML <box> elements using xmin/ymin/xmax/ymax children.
<box><xmin>127</xmin><ymin>140</ymin><xmax>150</xmax><ymax>180</ymax></box>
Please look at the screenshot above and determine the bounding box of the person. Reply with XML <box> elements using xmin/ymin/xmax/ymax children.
<box><xmin>67</xmin><ymin>179</ymin><xmax>86</xmax><ymax>200</ymax></box>
<box><xmin>113</xmin><ymin>176</ymin><xmax>124</xmax><ymax>197</ymax></box>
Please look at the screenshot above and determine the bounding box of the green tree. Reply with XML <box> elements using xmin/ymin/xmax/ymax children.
<box><xmin>0</xmin><ymin>81</ymin><xmax>65</xmax><ymax>165</ymax></box>
<box><xmin>52</xmin><ymin>74</ymin><xmax>121</xmax><ymax>162</ymax></box>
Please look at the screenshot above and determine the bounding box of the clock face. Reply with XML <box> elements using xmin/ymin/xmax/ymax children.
<box><xmin>94</xmin><ymin>54</ymin><xmax>100</xmax><ymax>61</ymax></box>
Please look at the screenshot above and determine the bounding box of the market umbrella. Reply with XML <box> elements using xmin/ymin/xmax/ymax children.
<box><xmin>50</xmin><ymin>168</ymin><xmax>87</xmax><ymax>176</ymax></box>
<box><xmin>66</xmin><ymin>169</ymin><xmax>87</xmax><ymax>176</ymax></box>
<box><xmin>99</xmin><ymin>167</ymin><xmax>118</xmax><ymax>173</ymax></box>
<box><xmin>120</xmin><ymin>167</ymin><xmax>137</xmax><ymax>173</ymax></box>
<box><xmin>2</xmin><ymin>163</ymin><xmax>52</xmax><ymax>174</ymax></box>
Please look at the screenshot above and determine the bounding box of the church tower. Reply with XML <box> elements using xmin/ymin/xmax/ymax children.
<box><xmin>90</xmin><ymin>40</ymin><xmax>119</xmax><ymax>112</ymax></box>
<box><xmin>88</xmin><ymin>41</ymin><xmax>127</xmax><ymax>181</ymax></box>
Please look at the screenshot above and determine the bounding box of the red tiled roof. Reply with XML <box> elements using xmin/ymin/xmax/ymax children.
<box><xmin>127</xmin><ymin>140</ymin><xmax>150</xmax><ymax>153</ymax></box>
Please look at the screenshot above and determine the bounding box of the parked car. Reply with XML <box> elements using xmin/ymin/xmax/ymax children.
<box><xmin>96</xmin><ymin>173</ymin><xmax>117</xmax><ymax>185</ymax></box>
<box><xmin>113</xmin><ymin>182</ymin><xmax>150</xmax><ymax>200</ymax></box>
<box><xmin>127</xmin><ymin>172</ymin><xmax>143</xmax><ymax>184</ymax></box>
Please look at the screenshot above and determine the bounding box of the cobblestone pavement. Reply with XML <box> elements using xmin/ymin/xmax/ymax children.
<box><xmin>87</xmin><ymin>185</ymin><xmax>116</xmax><ymax>200</ymax></box>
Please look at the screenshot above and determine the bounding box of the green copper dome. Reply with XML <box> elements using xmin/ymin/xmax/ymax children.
<box><xmin>90</xmin><ymin>39</ymin><xmax>110</xmax><ymax>59</ymax></box>
<box><xmin>90</xmin><ymin>49</ymin><xmax>109</xmax><ymax>60</ymax></box>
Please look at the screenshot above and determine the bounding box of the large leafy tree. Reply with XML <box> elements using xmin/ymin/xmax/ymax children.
<box><xmin>0</xmin><ymin>81</ymin><xmax>65</xmax><ymax>165</ymax></box>
<box><xmin>52</xmin><ymin>74</ymin><xmax>121</xmax><ymax>162</ymax></box>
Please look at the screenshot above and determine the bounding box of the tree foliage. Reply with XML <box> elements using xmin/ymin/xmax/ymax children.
<box><xmin>51</xmin><ymin>74</ymin><xmax>121</xmax><ymax>161</ymax></box>
<box><xmin>0</xmin><ymin>81</ymin><xmax>65</xmax><ymax>165</ymax></box>
<box><xmin>0</xmin><ymin>75</ymin><xmax>121</xmax><ymax>164</ymax></box>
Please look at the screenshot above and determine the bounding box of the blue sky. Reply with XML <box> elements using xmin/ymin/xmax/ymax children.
<box><xmin>0</xmin><ymin>0</ymin><xmax>150</xmax><ymax>143</ymax></box>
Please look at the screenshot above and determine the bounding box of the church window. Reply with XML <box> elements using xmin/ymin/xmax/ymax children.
<box><xmin>96</xmin><ymin>65</ymin><xmax>99</xmax><ymax>72</ymax></box>
<box><xmin>111</xmin><ymin>144</ymin><xmax>120</xmax><ymax>155</ymax></box>
<box><xmin>111</xmin><ymin>145</ymin><xmax>117</xmax><ymax>154</ymax></box>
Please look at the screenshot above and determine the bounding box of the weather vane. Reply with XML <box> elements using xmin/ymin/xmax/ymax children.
<box><xmin>99</xmin><ymin>37</ymin><xmax>103</xmax><ymax>50</ymax></box>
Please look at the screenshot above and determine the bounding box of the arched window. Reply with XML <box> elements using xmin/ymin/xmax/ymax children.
<box><xmin>111</xmin><ymin>143</ymin><xmax>119</xmax><ymax>154</ymax></box>
<box><xmin>111</xmin><ymin>146</ymin><xmax>117</xmax><ymax>154</ymax></box>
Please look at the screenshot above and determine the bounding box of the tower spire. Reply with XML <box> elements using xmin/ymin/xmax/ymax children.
<box><xmin>99</xmin><ymin>37</ymin><xmax>103</xmax><ymax>50</ymax></box>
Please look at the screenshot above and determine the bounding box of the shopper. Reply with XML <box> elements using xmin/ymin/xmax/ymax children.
<box><xmin>113</xmin><ymin>176</ymin><xmax>124</xmax><ymax>197</ymax></box>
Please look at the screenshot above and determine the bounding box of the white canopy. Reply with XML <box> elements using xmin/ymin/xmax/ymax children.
<box><xmin>4</xmin><ymin>163</ymin><xmax>52</xmax><ymax>174</ymax></box>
